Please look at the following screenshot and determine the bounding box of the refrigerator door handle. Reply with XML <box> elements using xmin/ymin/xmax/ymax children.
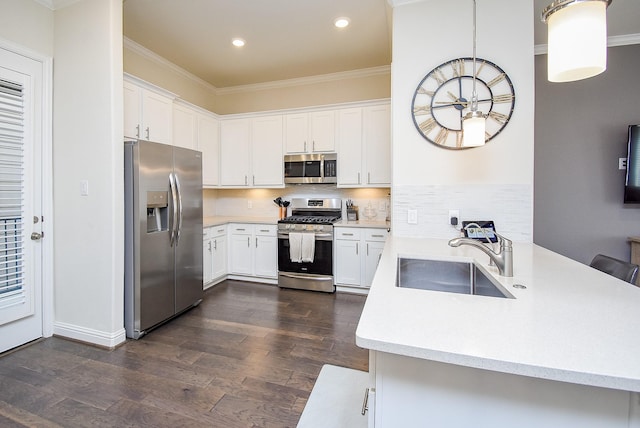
<box><xmin>175</xmin><ymin>173</ymin><xmax>183</xmax><ymax>246</ymax></box>
<box><xmin>168</xmin><ymin>172</ymin><xmax>178</xmax><ymax>247</ymax></box>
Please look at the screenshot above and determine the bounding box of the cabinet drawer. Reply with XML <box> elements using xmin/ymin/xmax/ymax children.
<box><xmin>365</xmin><ymin>229</ymin><xmax>388</xmax><ymax>241</ymax></box>
<box><xmin>255</xmin><ymin>224</ymin><xmax>277</xmax><ymax>236</ymax></box>
<box><xmin>230</xmin><ymin>224</ymin><xmax>251</xmax><ymax>234</ymax></box>
<box><xmin>212</xmin><ymin>225</ymin><xmax>227</xmax><ymax>236</ymax></box>
<box><xmin>335</xmin><ymin>228</ymin><xmax>361</xmax><ymax>240</ymax></box>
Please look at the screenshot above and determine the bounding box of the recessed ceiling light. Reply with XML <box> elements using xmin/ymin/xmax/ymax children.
<box><xmin>334</xmin><ymin>17</ymin><xmax>350</xmax><ymax>28</ymax></box>
<box><xmin>232</xmin><ymin>38</ymin><xmax>245</xmax><ymax>47</ymax></box>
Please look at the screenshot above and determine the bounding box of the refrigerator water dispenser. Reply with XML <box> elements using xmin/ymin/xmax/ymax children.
<box><xmin>146</xmin><ymin>191</ymin><xmax>168</xmax><ymax>233</ymax></box>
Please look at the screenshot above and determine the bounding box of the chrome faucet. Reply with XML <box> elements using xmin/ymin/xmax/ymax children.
<box><xmin>448</xmin><ymin>227</ymin><xmax>513</xmax><ymax>277</ymax></box>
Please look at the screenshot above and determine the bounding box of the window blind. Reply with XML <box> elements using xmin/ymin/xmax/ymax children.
<box><xmin>0</xmin><ymin>77</ymin><xmax>25</xmax><ymax>309</ymax></box>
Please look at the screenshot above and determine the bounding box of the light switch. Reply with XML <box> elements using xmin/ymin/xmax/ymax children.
<box><xmin>408</xmin><ymin>209</ymin><xmax>418</xmax><ymax>224</ymax></box>
<box><xmin>80</xmin><ymin>180</ymin><xmax>89</xmax><ymax>196</ymax></box>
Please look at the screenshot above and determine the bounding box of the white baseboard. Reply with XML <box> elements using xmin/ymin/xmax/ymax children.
<box><xmin>226</xmin><ymin>275</ymin><xmax>278</xmax><ymax>285</ymax></box>
<box><xmin>53</xmin><ymin>321</ymin><xmax>126</xmax><ymax>349</ymax></box>
<box><xmin>336</xmin><ymin>285</ymin><xmax>370</xmax><ymax>295</ymax></box>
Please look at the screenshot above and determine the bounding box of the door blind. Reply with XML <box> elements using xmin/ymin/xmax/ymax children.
<box><xmin>0</xmin><ymin>77</ymin><xmax>25</xmax><ymax>309</ymax></box>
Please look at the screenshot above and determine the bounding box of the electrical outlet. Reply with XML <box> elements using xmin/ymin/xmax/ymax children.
<box><xmin>408</xmin><ymin>209</ymin><xmax>418</xmax><ymax>224</ymax></box>
<box><xmin>247</xmin><ymin>200</ymin><xmax>252</xmax><ymax>209</ymax></box>
<box><xmin>619</xmin><ymin>157</ymin><xmax>627</xmax><ymax>170</ymax></box>
<box><xmin>448</xmin><ymin>209</ymin><xmax>459</xmax><ymax>225</ymax></box>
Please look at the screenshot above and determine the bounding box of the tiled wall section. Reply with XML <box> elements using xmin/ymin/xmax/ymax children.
<box><xmin>392</xmin><ymin>184</ymin><xmax>533</xmax><ymax>243</ymax></box>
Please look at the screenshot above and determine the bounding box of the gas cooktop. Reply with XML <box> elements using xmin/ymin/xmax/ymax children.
<box><xmin>279</xmin><ymin>215</ymin><xmax>341</xmax><ymax>224</ymax></box>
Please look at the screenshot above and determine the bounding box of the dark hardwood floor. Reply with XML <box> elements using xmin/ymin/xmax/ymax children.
<box><xmin>0</xmin><ymin>280</ymin><xmax>369</xmax><ymax>427</ymax></box>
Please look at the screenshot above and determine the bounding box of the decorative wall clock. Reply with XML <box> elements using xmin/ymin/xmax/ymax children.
<box><xmin>411</xmin><ymin>57</ymin><xmax>515</xmax><ymax>149</ymax></box>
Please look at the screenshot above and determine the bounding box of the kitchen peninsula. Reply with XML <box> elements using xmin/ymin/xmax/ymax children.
<box><xmin>356</xmin><ymin>237</ymin><xmax>640</xmax><ymax>427</ymax></box>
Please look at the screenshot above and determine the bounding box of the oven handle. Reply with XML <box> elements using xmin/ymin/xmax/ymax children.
<box><xmin>278</xmin><ymin>232</ymin><xmax>333</xmax><ymax>240</ymax></box>
<box><xmin>279</xmin><ymin>272</ymin><xmax>333</xmax><ymax>281</ymax></box>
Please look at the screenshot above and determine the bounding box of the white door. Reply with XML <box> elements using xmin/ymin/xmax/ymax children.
<box><xmin>0</xmin><ymin>48</ymin><xmax>44</xmax><ymax>353</ymax></box>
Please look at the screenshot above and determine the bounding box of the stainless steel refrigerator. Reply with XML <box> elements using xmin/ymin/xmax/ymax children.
<box><xmin>124</xmin><ymin>139</ymin><xmax>203</xmax><ymax>339</ymax></box>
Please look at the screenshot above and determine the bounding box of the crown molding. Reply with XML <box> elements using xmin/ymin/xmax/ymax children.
<box><xmin>216</xmin><ymin>65</ymin><xmax>392</xmax><ymax>95</ymax></box>
<box><xmin>33</xmin><ymin>0</ymin><xmax>83</xmax><ymax>10</ymax></box>
<box><xmin>534</xmin><ymin>32</ymin><xmax>640</xmax><ymax>55</ymax></box>
<box><xmin>124</xmin><ymin>37</ymin><xmax>218</xmax><ymax>94</ymax></box>
<box><xmin>386</xmin><ymin>0</ymin><xmax>424</xmax><ymax>7</ymax></box>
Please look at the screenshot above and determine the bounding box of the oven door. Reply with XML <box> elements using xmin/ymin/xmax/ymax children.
<box><xmin>278</xmin><ymin>231</ymin><xmax>332</xmax><ymax>275</ymax></box>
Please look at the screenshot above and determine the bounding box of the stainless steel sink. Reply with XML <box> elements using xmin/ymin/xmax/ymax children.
<box><xmin>396</xmin><ymin>258</ymin><xmax>514</xmax><ymax>298</ymax></box>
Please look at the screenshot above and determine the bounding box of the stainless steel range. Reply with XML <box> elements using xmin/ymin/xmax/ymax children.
<box><xmin>277</xmin><ymin>198</ymin><xmax>342</xmax><ymax>293</ymax></box>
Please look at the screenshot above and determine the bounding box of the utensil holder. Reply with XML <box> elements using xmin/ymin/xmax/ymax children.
<box><xmin>279</xmin><ymin>207</ymin><xmax>287</xmax><ymax>219</ymax></box>
<box><xmin>347</xmin><ymin>207</ymin><xmax>359</xmax><ymax>221</ymax></box>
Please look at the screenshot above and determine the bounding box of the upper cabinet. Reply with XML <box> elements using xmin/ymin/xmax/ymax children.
<box><xmin>199</xmin><ymin>113</ymin><xmax>220</xmax><ymax>187</ymax></box>
<box><xmin>337</xmin><ymin>103</ymin><xmax>391</xmax><ymax>188</ymax></box>
<box><xmin>124</xmin><ymin>77</ymin><xmax>174</xmax><ymax>145</ymax></box>
<box><xmin>284</xmin><ymin>111</ymin><xmax>335</xmax><ymax>154</ymax></box>
<box><xmin>172</xmin><ymin>102</ymin><xmax>197</xmax><ymax>150</ymax></box>
<box><xmin>219</xmin><ymin>115</ymin><xmax>284</xmax><ymax>188</ymax></box>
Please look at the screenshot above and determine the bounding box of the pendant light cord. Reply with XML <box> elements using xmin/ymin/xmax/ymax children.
<box><xmin>471</xmin><ymin>0</ymin><xmax>478</xmax><ymax>112</ymax></box>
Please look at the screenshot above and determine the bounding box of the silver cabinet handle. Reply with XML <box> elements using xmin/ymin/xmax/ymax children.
<box><xmin>135</xmin><ymin>124</ymin><xmax>140</xmax><ymax>138</ymax></box>
<box><xmin>304</xmin><ymin>141</ymin><xmax>307</xmax><ymax>152</ymax></box>
<box><xmin>245</xmin><ymin>175</ymin><xmax>248</xmax><ymax>186</ymax></box>
<box><xmin>356</xmin><ymin>242</ymin><xmax>359</xmax><ymax>255</ymax></box>
<box><xmin>253</xmin><ymin>175</ymin><xmax>255</xmax><ymax>186</ymax></box>
<box><xmin>357</xmin><ymin>172</ymin><xmax>361</xmax><ymax>184</ymax></box>
<box><xmin>367</xmin><ymin>243</ymin><xmax>369</xmax><ymax>256</ymax></box>
<box><xmin>368</xmin><ymin>172</ymin><xmax>371</xmax><ymax>184</ymax></box>
<box><xmin>313</xmin><ymin>140</ymin><xmax>315</xmax><ymax>151</ymax></box>
<box><xmin>342</xmin><ymin>233</ymin><xmax>354</xmax><ymax>236</ymax></box>
<box><xmin>208</xmin><ymin>241</ymin><xmax>211</xmax><ymax>251</ymax></box>
<box><xmin>361</xmin><ymin>388</ymin><xmax>369</xmax><ymax>416</ymax></box>
<box><xmin>255</xmin><ymin>237</ymin><xmax>258</xmax><ymax>248</ymax></box>
<box><xmin>371</xmin><ymin>234</ymin><xmax>384</xmax><ymax>238</ymax></box>
<box><xmin>31</xmin><ymin>232</ymin><xmax>42</xmax><ymax>241</ymax></box>
<box><xmin>214</xmin><ymin>239</ymin><xmax>217</xmax><ymax>250</ymax></box>
<box><xmin>259</xmin><ymin>229</ymin><xmax>269</xmax><ymax>233</ymax></box>
<box><xmin>236</xmin><ymin>228</ymin><xmax>245</xmax><ymax>231</ymax></box>
<box><xmin>145</xmin><ymin>127</ymin><xmax>149</xmax><ymax>140</ymax></box>
<box><xmin>247</xmin><ymin>237</ymin><xmax>250</xmax><ymax>247</ymax></box>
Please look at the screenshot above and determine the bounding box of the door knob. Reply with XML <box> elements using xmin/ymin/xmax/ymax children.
<box><xmin>31</xmin><ymin>232</ymin><xmax>42</xmax><ymax>241</ymax></box>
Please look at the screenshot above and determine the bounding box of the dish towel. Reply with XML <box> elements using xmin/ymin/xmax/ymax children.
<box><xmin>301</xmin><ymin>233</ymin><xmax>315</xmax><ymax>263</ymax></box>
<box><xmin>289</xmin><ymin>232</ymin><xmax>303</xmax><ymax>263</ymax></box>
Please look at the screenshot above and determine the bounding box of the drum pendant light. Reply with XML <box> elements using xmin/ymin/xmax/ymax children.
<box><xmin>462</xmin><ymin>0</ymin><xmax>486</xmax><ymax>147</ymax></box>
<box><xmin>542</xmin><ymin>0</ymin><xmax>612</xmax><ymax>82</ymax></box>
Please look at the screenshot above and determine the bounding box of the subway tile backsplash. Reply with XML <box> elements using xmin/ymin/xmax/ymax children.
<box><xmin>392</xmin><ymin>184</ymin><xmax>532</xmax><ymax>243</ymax></box>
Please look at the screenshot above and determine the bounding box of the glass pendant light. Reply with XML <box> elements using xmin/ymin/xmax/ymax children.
<box><xmin>462</xmin><ymin>0</ymin><xmax>486</xmax><ymax>148</ymax></box>
<box><xmin>542</xmin><ymin>0</ymin><xmax>611</xmax><ymax>82</ymax></box>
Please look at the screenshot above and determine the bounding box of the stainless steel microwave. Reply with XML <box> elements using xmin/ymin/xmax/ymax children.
<box><xmin>284</xmin><ymin>153</ymin><xmax>337</xmax><ymax>184</ymax></box>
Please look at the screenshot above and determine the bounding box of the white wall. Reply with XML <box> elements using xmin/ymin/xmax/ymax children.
<box><xmin>390</xmin><ymin>0</ymin><xmax>535</xmax><ymax>242</ymax></box>
<box><xmin>0</xmin><ymin>0</ymin><xmax>54</xmax><ymax>56</ymax></box>
<box><xmin>53</xmin><ymin>0</ymin><xmax>125</xmax><ymax>347</ymax></box>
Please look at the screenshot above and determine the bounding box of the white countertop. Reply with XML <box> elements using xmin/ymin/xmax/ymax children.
<box><xmin>203</xmin><ymin>216</ymin><xmax>278</xmax><ymax>227</ymax></box>
<box><xmin>333</xmin><ymin>219</ymin><xmax>390</xmax><ymax>229</ymax></box>
<box><xmin>356</xmin><ymin>236</ymin><xmax>640</xmax><ymax>392</ymax></box>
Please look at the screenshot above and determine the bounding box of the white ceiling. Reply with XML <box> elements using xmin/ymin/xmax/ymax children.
<box><xmin>123</xmin><ymin>0</ymin><xmax>640</xmax><ymax>89</ymax></box>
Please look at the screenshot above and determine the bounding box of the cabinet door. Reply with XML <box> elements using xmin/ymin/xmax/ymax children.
<box><xmin>173</xmin><ymin>103</ymin><xmax>197</xmax><ymax>150</ymax></box>
<box><xmin>212</xmin><ymin>234</ymin><xmax>227</xmax><ymax>280</ymax></box>
<box><xmin>335</xmin><ymin>240</ymin><xmax>361</xmax><ymax>286</ymax></box>
<box><xmin>337</xmin><ymin>108</ymin><xmax>363</xmax><ymax>186</ymax></box>
<box><xmin>229</xmin><ymin>229</ymin><xmax>253</xmax><ymax>275</ymax></box>
<box><xmin>365</xmin><ymin>241</ymin><xmax>386</xmax><ymax>288</ymax></box>
<box><xmin>199</xmin><ymin>114</ymin><xmax>219</xmax><ymax>187</ymax></box>
<box><xmin>310</xmin><ymin>110</ymin><xmax>335</xmax><ymax>152</ymax></box>
<box><xmin>364</xmin><ymin>104</ymin><xmax>391</xmax><ymax>186</ymax></box>
<box><xmin>203</xmin><ymin>237</ymin><xmax>213</xmax><ymax>286</ymax></box>
<box><xmin>220</xmin><ymin>119</ymin><xmax>251</xmax><ymax>186</ymax></box>
<box><xmin>141</xmin><ymin>90</ymin><xmax>173</xmax><ymax>144</ymax></box>
<box><xmin>285</xmin><ymin>113</ymin><xmax>308</xmax><ymax>153</ymax></box>
<box><xmin>251</xmin><ymin>116</ymin><xmax>283</xmax><ymax>187</ymax></box>
<box><xmin>254</xmin><ymin>234</ymin><xmax>277</xmax><ymax>278</ymax></box>
<box><xmin>123</xmin><ymin>80</ymin><xmax>141</xmax><ymax>139</ymax></box>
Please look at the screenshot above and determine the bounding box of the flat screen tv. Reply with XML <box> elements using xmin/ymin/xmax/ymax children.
<box><xmin>624</xmin><ymin>125</ymin><xmax>640</xmax><ymax>203</ymax></box>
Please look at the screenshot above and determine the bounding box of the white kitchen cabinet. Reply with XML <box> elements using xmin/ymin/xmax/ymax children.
<box><xmin>220</xmin><ymin>118</ymin><xmax>251</xmax><ymax>186</ymax></box>
<box><xmin>219</xmin><ymin>116</ymin><xmax>283</xmax><ymax>188</ymax></box>
<box><xmin>337</xmin><ymin>103</ymin><xmax>391</xmax><ymax>188</ymax></box>
<box><xmin>335</xmin><ymin>227</ymin><xmax>388</xmax><ymax>291</ymax></box>
<box><xmin>250</xmin><ymin>115</ymin><xmax>283</xmax><ymax>187</ymax></box>
<box><xmin>284</xmin><ymin>110</ymin><xmax>335</xmax><ymax>154</ymax></box>
<box><xmin>228</xmin><ymin>223</ymin><xmax>277</xmax><ymax>279</ymax></box>
<box><xmin>172</xmin><ymin>102</ymin><xmax>197</xmax><ymax>150</ymax></box>
<box><xmin>124</xmin><ymin>78</ymin><xmax>174</xmax><ymax>144</ymax></box>
<box><xmin>199</xmin><ymin>113</ymin><xmax>220</xmax><ymax>187</ymax></box>
<box><xmin>203</xmin><ymin>225</ymin><xmax>227</xmax><ymax>289</ymax></box>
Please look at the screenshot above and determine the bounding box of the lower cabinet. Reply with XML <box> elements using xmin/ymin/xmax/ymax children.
<box><xmin>228</xmin><ymin>223</ymin><xmax>277</xmax><ymax>280</ymax></box>
<box><xmin>335</xmin><ymin>227</ymin><xmax>388</xmax><ymax>291</ymax></box>
<box><xmin>203</xmin><ymin>225</ymin><xmax>227</xmax><ymax>289</ymax></box>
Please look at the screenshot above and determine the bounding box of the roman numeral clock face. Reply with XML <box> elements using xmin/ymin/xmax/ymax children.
<box><xmin>411</xmin><ymin>57</ymin><xmax>515</xmax><ymax>149</ymax></box>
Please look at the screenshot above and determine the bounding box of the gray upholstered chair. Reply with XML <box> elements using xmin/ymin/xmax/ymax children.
<box><xmin>590</xmin><ymin>254</ymin><xmax>639</xmax><ymax>285</ymax></box>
